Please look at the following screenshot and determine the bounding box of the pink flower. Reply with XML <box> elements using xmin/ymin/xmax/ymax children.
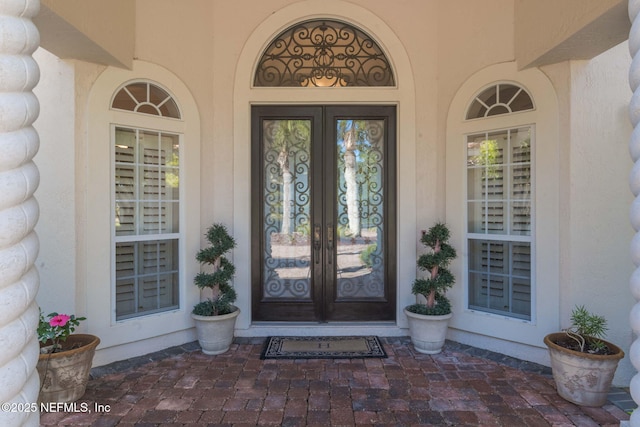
<box><xmin>49</xmin><ymin>314</ymin><xmax>71</xmax><ymax>327</ymax></box>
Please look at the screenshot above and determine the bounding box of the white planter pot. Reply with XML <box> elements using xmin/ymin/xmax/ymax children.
<box><xmin>192</xmin><ymin>307</ymin><xmax>240</xmax><ymax>355</ymax></box>
<box><xmin>544</xmin><ymin>333</ymin><xmax>624</xmax><ymax>407</ymax></box>
<box><xmin>404</xmin><ymin>308</ymin><xmax>452</xmax><ymax>354</ymax></box>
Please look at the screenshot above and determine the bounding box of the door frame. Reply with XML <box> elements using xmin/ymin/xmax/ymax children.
<box><xmin>251</xmin><ymin>105</ymin><xmax>397</xmax><ymax>322</ymax></box>
<box><xmin>233</xmin><ymin>2</ymin><xmax>417</xmax><ymax>333</ymax></box>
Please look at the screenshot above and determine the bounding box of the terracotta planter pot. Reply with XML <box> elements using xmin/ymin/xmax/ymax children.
<box><xmin>37</xmin><ymin>334</ymin><xmax>100</xmax><ymax>404</ymax></box>
<box><xmin>544</xmin><ymin>332</ymin><xmax>624</xmax><ymax>407</ymax></box>
<box><xmin>404</xmin><ymin>308</ymin><xmax>452</xmax><ymax>354</ymax></box>
<box><xmin>192</xmin><ymin>307</ymin><xmax>240</xmax><ymax>355</ymax></box>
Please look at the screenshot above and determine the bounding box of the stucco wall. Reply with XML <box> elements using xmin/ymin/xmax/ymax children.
<box><xmin>33</xmin><ymin>48</ymin><xmax>106</xmax><ymax>328</ymax></box>
<box><xmin>567</xmin><ymin>42</ymin><xmax>634</xmax><ymax>384</ymax></box>
<box><xmin>522</xmin><ymin>43</ymin><xmax>634</xmax><ymax>385</ymax></box>
<box><xmin>38</xmin><ymin>0</ymin><xmax>134</xmax><ymax>67</ymax></box>
<box><xmin>134</xmin><ymin>0</ymin><xmax>240</xmax><ymax>233</ymax></box>
<box><xmin>33</xmin><ymin>48</ymin><xmax>76</xmax><ymax>316</ymax></box>
<box><xmin>515</xmin><ymin>0</ymin><xmax>628</xmax><ymax>68</ymax></box>
<box><xmin>434</xmin><ymin>0</ymin><xmax>515</xmax><ymax>220</ymax></box>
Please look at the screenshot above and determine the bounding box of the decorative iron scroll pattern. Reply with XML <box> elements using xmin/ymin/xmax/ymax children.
<box><xmin>336</xmin><ymin>120</ymin><xmax>385</xmax><ymax>298</ymax></box>
<box><xmin>262</xmin><ymin>120</ymin><xmax>312</xmax><ymax>299</ymax></box>
<box><xmin>254</xmin><ymin>20</ymin><xmax>395</xmax><ymax>87</ymax></box>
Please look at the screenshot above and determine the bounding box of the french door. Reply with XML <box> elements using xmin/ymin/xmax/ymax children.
<box><xmin>251</xmin><ymin>105</ymin><xmax>396</xmax><ymax>321</ymax></box>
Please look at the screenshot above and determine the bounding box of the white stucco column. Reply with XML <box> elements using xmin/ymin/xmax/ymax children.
<box><xmin>630</xmin><ymin>2</ymin><xmax>640</xmax><ymax>426</ymax></box>
<box><xmin>0</xmin><ymin>1</ymin><xmax>41</xmax><ymax>426</ymax></box>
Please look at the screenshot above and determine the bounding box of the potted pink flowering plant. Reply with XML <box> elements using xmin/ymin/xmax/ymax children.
<box><xmin>37</xmin><ymin>310</ymin><xmax>100</xmax><ymax>404</ymax></box>
<box><xmin>38</xmin><ymin>312</ymin><xmax>86</xmax><ymax>353</ymax></box>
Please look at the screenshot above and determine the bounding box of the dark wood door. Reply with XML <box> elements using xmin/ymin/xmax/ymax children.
<box><xmin>251</xmin><ymin>105</ymin><xmax>396</xmax><ymax>322</ymax></box>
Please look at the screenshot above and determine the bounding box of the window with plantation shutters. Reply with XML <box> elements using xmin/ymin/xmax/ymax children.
<box><xmin>112</xmin><ymin>83</ymin><xmax>181</xmax><ymax>320</ymax></box>
<box><xmin>465</xmin><ymin>107</ymin><xmax>533</xmax><ymax>320</ymax></box>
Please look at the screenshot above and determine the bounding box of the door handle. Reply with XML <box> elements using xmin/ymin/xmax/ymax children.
<box><xmin>313</xmin><ymin>224</ymin><xmax>321</xmax><ymax>264</ymax></box>
<box><xmin>327</xmin><ymin>224</ymin><xmax>334</xmax><ymax>264</ymax></box>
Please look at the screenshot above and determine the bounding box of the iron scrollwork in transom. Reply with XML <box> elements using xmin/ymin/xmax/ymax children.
<box><xmin>254</xmin><ymin>20</ymin><xmax>395</xmax><ymax>87</ymax></box>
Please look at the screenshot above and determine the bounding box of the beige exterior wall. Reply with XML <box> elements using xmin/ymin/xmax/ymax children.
<box><xmin>33</xmin><ymin>49</ymin><xmax>76</xmax><ymax>315</ymax></box>
<box><xmin>434</xmin><ymin>0</ymin><xmax>515</xmax><ymax>218</ymax></box>
<box><xmin>565</xmin><ymin>43</ymin><xmax>634</xmax><ymax>384</ymax></box>
<box><xmin>515</xmin><ymin>0</ymin><xmax>629</xmax><ymax>68</ymax></box>
<box><xmin>31</xmin><ymin>0</ymin><xmax>635</xmax><ymax>384</ymax></box>
<box><xmin>36</xmin><ymin>0</ymin><xmax>134</xmax><ymax>67</ymax></box>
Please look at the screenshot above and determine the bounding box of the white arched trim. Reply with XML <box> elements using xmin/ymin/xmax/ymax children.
<box><xmin>86</xmin><ymin>61</ymin><xmax>201</xmax><ymax>365</ymax></box>
<box><xmin>446</xmin><ymin>61</ymin><xmax>560</xmax><ymax>360</ymax></box>
<box><xmin>233</xmin><ymin>0</ymin><xmax>417</xmax><ymax>334</ymax></box>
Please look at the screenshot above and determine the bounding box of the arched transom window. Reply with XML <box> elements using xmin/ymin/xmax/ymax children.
<box><xmin>112</xmin><ymin>81</ymin><xmax>181</xmax><ymax>119</ymax></box>
<box><xmin>254</xmin><ymin>19</ymin><xmax>395</xmax><ymax>87</ymax></box>
<box><xmin>466</xmin><ymin>83</ymin><xmax>534</xmax><ymax>120</ymax></box>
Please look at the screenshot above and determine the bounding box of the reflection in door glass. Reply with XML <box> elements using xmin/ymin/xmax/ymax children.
<box><xmin>262</xmin><ymin>120</ymin><xmax>312</xmax><ymax>299</ymax></box>
<box><xmin>336</xmin><ymin>120</ymin><xmax>385</xmax><ymax>298</ymax></box>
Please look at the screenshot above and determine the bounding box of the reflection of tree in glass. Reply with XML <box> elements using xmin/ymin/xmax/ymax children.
<box><xmin>470</xmin><ymin>136</ymin><xmax>530</xmax><ymax>180</ymax></box>
<box><xmin>337</xmin><ymin>120</ymin><xmax>378</xmax><ymax>238</ymax></box>
<box><xmin>472</xmin><ymin>139</ymin><xmax>500</xmax><ymax>179</ymax></box>
<box><xmin>165</xmin><ymin>153</ymin><xmax>179</xmax><ymax>188</ymax></box>
<box><xmin>272</xmin><ymin>120</ymin><xmax>310</xmax><ymax>235</ymax></box>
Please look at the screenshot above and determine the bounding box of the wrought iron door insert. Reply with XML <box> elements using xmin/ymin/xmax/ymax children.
<box><xmin>251</xmin><ymin>105</ymin><xmax>396</xmax><ymax>322</ymax></box>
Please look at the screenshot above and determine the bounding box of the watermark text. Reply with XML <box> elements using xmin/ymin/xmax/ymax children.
<box><xmin>1</xmin><ymin>402</ymin><xmax>111</xmax><ymax>413</ymax></box>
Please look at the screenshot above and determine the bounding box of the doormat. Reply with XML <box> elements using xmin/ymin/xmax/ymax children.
<box><xmin>260</xmin><ymin>336</ymin><xmax>387</xmax><ymax>359</ymax></box>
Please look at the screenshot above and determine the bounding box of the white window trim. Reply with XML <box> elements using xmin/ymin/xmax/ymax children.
<box><xmin>446</xmin><ymin>62</ymin><xmax>559</xmax><ymax>350</ymax></box>
<box><xmin>110</xmin><ymin>122</ymin><xmax>183</xmax><ymax>322</ymax></box>
<box><xmin>464</xmin><ymin>124</ymin><xmax>536</xmax><ymax>321</ymax></box>
<box><xmin>87</xmin><ymin>61</ymin><xmax>200</xmax><ymax>352</ymax></box>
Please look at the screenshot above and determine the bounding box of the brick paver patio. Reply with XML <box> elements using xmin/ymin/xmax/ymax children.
<box><xmin>40</xmin><ymin>337</ymin><xmax>630</xmax><ymax>426</ymax></box>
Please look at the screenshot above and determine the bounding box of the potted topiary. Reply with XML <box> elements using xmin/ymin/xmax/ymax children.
<box><xmin>37</xmin><ymin>311</ymin><xmax>100</xmax><ymax>404</ymax></box>
<box><xmin>191</xmin><ymin>223</ymin><xmax>240</xmax><ymax>355</ymax></box>
<box><xmin>403</xmin><ymin>222</ymin><xmax>457</xmax><ymax>354</ymax></box>
<box><xmin>544</xmin><ymin>305</ymin><xmax>624</xmax><ymax>407</ymax></box>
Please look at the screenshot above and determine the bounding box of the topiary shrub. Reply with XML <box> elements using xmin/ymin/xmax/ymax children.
<box><xmin>192</xmin><ymin>223</ymin><xmax>237</xmax><ymax>316</ymax></box>
<box><xmin>406</xmin><ymin>222</ymin><xmax>457</xmax><ymax>316</ymax></box>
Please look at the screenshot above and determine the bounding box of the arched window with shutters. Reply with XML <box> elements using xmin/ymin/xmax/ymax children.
<box><xmin>464</xmin><ymin>82</ymin><xmax>534</xmax><ymax>320</ymax></box>
<box><xmin>111</xmin><ymin>80</ymin><xmax>182</xmax><ymax>320</ymax></box>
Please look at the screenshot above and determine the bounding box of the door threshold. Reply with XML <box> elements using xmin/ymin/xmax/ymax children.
<box><xmin>237</xmin><ymin>321</ymin><xmax>406</xmax><ymax>338</ymax></box>
<box><xmin>251</xmin><ymin>321</ymin><xmax>396</xmax><ymax>326</ymax></box>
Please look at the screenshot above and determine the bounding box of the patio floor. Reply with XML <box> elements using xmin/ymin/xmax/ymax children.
<box><xmin>40</xmin><ymin>337</ymin><xmax>631</xmax><ymax>426</ymax></box>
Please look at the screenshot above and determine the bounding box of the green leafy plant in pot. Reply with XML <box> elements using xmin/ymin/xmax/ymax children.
<box><xmin>544</xmin><ymin>305</ymin><xmax>624</xmax><ymax>407</ymax></box>
<box><xmin>191</xmin><ymin>223</ymin><xmax>240</xmax><ymax>355</ymax></box>
<box><xmin>404</xmin><ymin>222</ymin><xmax>457</xmax><ymax>354</ymax></box>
